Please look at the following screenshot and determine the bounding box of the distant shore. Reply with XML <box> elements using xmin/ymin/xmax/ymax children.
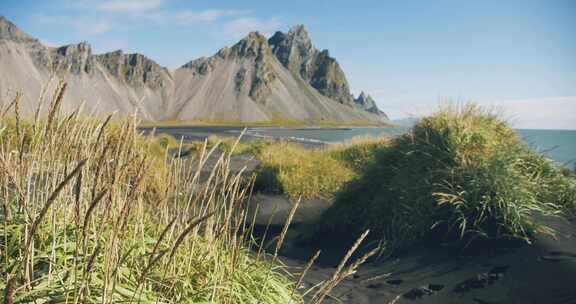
<box><xmin>138</xmin><ymin>125</ymin><xmax>331</xmax><ymax>148</ymax></box>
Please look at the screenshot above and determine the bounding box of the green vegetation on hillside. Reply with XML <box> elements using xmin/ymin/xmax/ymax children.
<box><xmin>0</xmin><ymin>85</ymin><xmax>301</xmax><ymax>303</ymax></box>
<box><xmin>318</xmin><ymin>103</ymin><xmax>576</xmax><ymax>250</ymax></box>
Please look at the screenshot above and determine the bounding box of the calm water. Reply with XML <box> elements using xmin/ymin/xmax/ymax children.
<box><xmin>246</xmin><ymin>127</ymin><xmax>576</xmax><ymax>168</ymax></box>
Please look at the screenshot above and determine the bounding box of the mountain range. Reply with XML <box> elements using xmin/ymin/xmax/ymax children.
<box><xmin>0</xmin><ymin>16</ymin><xmax>388</xmax><ymax>124</ymax></box>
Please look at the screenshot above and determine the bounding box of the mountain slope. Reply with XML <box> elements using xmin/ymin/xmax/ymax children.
<box><xmin>0</xmin><ymin>16</ymin><xmax>388</xmax><ymax>124</ymax></box>
<box><xmin>269</xmin><ymin>25</ymin><xmax>355</xmax><ymax>106</ymax></box>
<box><xmin>172</xmin><ymin>32</ymin><xmax>385</xmax><ymax>122</ymax></box>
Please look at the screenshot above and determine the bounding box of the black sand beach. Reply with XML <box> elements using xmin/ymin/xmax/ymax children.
<box><xmin>150</xmin><ymin>127</ymin><xmax>576</xmax><ymax>304</ymax></box>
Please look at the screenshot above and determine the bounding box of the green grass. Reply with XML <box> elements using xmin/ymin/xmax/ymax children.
<box><xmin>0</xmin><ymin>84</ymin><xmax>302</xmax><ymax>303</ymax></box>
<box><xmin>248</xmin><ymin>137</ymin><xmax>388</xmax><ymax>199</ymax></box>
<box><xmin>318</xmin><ymin>103</ymin><xmax>576</xmax><ymax>251</ymax></box>
<box><xmin>252</xmin><ymin>142</ymin><xmax>356</xmax><ymax>199</ymax></box>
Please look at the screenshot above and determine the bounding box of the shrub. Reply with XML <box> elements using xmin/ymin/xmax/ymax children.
<box><xmin>319</xmin><ymin>103</ymin><xmax>576</xmax><ymax>250</ymax></box>
<box><xmin>328</xmin><ymin>136</ymin><xmax>389</xmax><ymax>172</ymax></box>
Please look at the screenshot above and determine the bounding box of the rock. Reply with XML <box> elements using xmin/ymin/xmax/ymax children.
<box><xmin>269</xmin><ymin>25</ymin><xmax>355</xmax><ymax>106</ymax></box>
<box><xmin>95</xmin><ymin>50</ymin><xmax>173</xmax><ymax>90</ymax></box>
<box><xmin>403</xmin><ymin>286</ymin><xmax>434</xmax><ymax>300</ymax></box>
<box><xmin>366</xmin><ymin>283</ymin><xmax>384</xmax><ymax>289</ymax></box>
<box><xmin>386</xmin><ymin>279</ymin><xmax>403</xmax><ymax>285</ymax></box>
<box><xmin>488</xmin><ymin>265</ymin><xmax>509</xmax><ymax>275</ymax></box>
<box><xmin>355</xmin><ymin>92</ymin><xmax>389</xmax><ymax>118</ymax></box>
<box><xmin>247</xmin><ymin>194</ymin><xmax>333</xmax><ymax>226</ymax></box>
<box><xmin>51</xmin><ymin>42</ymin><xmax>94</xmax><ymax>75</ymax></box>
<box><xmin>269</xmin><ymin>25</ymin><xmax>388</xmax><ymax>120</ymax></box>
<box><xmin>0</xmin><ymin>15</ymin><xmax>36</xmax><ymax>42</ymax></box>
<box><xmin>453</xmin><ymin>271</ymin><xmax>503</xmax><ymax>293</ymax></box>
<box><xmin>428</xmin><ymin>283</ymin><xmax>444</xmax><ymax>291</ymax></box>
<box><xmin>540</xmin><ymin>255</ymin><xmax>566</xmax><ymax>262</ymax></box>
<box><xmin>473</xmin><ymin>298</ymin><xmax>500</xmax><ymax>304</ymax></box>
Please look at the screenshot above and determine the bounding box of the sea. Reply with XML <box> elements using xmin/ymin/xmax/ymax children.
<box><xmin>243</xmin><ymin>127</ymin><xmax>576</xmax><ymax>169</ymax></box>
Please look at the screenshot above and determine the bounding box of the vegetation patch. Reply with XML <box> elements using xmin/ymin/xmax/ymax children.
<box><xmin>0</xmin><ymin>85</ymin><xmax>301</xmax><ymax>303</ymax></box>
<box><xmin>319</xmin><ymin>103</ymin><xmax>576</xmax><ymax>251</ymax></box>
<box><xmin>250</xmin><ymin>137</ymin><xmax>387</xmax><ymax>199</ymax></box>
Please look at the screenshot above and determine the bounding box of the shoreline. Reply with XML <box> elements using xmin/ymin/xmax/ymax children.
<box><xmin>144</xmin><ymin>124</ymin><xmax>576</xmax><ymax>303</ymax></box>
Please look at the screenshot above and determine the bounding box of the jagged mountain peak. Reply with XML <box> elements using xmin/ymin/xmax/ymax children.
<box><xmin>95</xmin><ymin>50</ymin><xmax>172</xmax><ymax>90</ymax></box>
<box><xmin>0</xmin><ymin>15</ymin><xmax>37</xmax><ymax>42</ymax></box>
<box><xmin>50</xmin><ymin>41</ymin><xmax>94</xmax><ymax>75</ymax></box>
<box><xmin>286</xmin><ymin>24</ymin><xmax>312</xmax><ymax>44</ymax></box>
<box><xmin>230</xmin><ymin>31</ymin><xmax>272</xmax><ymax>59</ymax></box>
<box><xmin>54</xmin><ymin>41</ymin><xmax>92</xmax><ymax>55</ymax></box>
<box><xmin>288</xmin><ymin>24</ymin><xmax>308</xmax><ymax>35</ymax></box>
<box><xmin>181</xmin><ymin>31</ymin><xmax>273</xmax><ymax>76</ymax></box>
<box><xmin>354</xmin><ymin>91</ymin><xmax>387</xmax><ymax>118</ymax></box>
<box><xmin>357</xmin><ymin>91</ymin><xmax>369</xmax><ymax>100</ymax></box>
<box><xmin>268</xmin><ymin>25</ymin><xmax>356</xmax><ymax>106</ymax></box>
<box><xmin>0</xmin><ymin>16</ymin><xmax>388</xmax><ymax>123</ymax></box>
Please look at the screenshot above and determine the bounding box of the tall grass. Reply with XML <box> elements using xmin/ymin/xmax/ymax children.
<box><xmin>253</xmin><ymin>142</ymin><xmax>357</xmax><ymax>199</ymax></box>
<box><xmin>0</xmin><ymin>83</ymin><xmax>301</xmax><ymax>303</ymax></box>
<box><xmin>320</xmin><ymin>103</ymin><xmax>576</xmax><ymax>251</ymax></box>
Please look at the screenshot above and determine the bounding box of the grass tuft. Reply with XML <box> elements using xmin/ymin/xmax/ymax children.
<box><xmin>0</xmin><ymin>88</ymin><xmax>302</xmax><ymax>303</ymax></box>
<box><xmin>319</xmin><ymin>103</ymin><xmax>576</xmax><ymax>251</ymax></box>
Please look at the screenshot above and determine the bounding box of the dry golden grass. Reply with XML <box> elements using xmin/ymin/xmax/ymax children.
<box><xmin>0</xmin><ymin>82</ymin><xmax>376</xmax><ymax>303</ymax></box>
<box><xmin>0</xmin><ymin>83</ymin><xmax>300</xmax><ymax>303</ymax></box>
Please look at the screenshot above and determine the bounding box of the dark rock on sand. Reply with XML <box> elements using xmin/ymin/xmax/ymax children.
<box><xmin>453</xmin><ymin>272</ymin><xmax>503</xmax><ymax>293</ymax></box>
<box><xmin>428</xmin><ymin>284</ymin><xmax>444</xmax><ymax>291</ymax></box>
<box><xmin>403</xmin><ymin>286</ymin><xmax>434</xmax><ymax>300</ymax></box>
<box><xmin>488</xmin><ymin>266</ymin><xmax>508</xmax><ymax>276</ymax></box>
<box><xmin>366</xmin><ymin>283</ymin><xmax>384</xmax><ymax>289</ymax></box>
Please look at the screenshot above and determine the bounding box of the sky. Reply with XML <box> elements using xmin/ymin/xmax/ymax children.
<box><xmin>2</xmin><ymin>0</ymin><xmax>575</xmax><ymax>129</ymax></box>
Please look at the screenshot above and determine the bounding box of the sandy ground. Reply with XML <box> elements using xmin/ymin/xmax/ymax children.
<box><xmin>138</xmin><ymin>125</ymin><xmax>327</xmax><ymax>149</ymax></box>
<box><xmin>147</xmin><ymin>126</ymin><xmax>576</xmax><ymax>304</ymax></box>
<box><xmin>280</xmin><ymin>215</ymin><xmax>576</xmax><ymax>304</ymax></box>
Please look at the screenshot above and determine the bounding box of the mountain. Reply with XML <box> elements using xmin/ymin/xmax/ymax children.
<box><xmin>0</xmin><ymin>16</ymin><xmax>388</xmax><ymax>124</ymax></box>
<box><xmin>268</xmin><ymin>25</ymin><xmax>354</xmax><ymax>106</ymax></box>
<box><xmin>354</xmin><ymin>91</ymin><xmax>388</xmax><ymax>118</ymax></box>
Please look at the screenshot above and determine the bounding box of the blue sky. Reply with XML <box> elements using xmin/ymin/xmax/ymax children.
<box><xmin>2</xmin><ymin>0</ymin><xmax>575</xmax><ymax>129</ymax></box>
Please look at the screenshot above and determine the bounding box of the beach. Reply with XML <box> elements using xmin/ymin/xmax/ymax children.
<box><xmin>151</xmin><ymin>126</ymin><xmax>576</xmax><ymax>303</ymax></box>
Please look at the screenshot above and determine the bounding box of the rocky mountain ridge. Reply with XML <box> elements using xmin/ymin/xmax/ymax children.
<box><xmin>0</xmin><ymin>16</ymin><xmax>388</xmax><ymax>124</ymax></box>
<box><xmin>269</xmin><ymin>25</ymin><xmax>356</xmax><ymax>106</ymax></box>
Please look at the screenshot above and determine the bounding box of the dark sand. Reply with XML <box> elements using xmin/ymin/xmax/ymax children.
<box><xmin>139</xmin><ymin>126</ymin><xmax>248</xmax><ymax>142</ymax></box>
<box><xmin>279</xmin><ymin>215</ymin><xmax>576</xmax><ymax>303</ymax></box>
<box><xmin>138</xmin><ymin>125</ymin><xmax>326</xmax><ymax>148</ymax></box>
<box><xmin>146</xmin><ymin>126</ymin><xmax>576</xmax><ymax>303</ymax></box>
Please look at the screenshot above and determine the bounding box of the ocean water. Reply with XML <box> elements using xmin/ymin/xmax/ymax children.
<box><xmin>246</xmin><ymin>127</ymin><xmax>576</xmax><ymax>168</ymax></box>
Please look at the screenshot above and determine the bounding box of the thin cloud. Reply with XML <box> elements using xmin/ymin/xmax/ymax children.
<box><xmin>98</xmin><ymin>0</ymin><xmax>164</xmax><ymax>13</ymax></box>
<box><xmin>73</xmin><ymin>18</ymin><xmax>114</xmax><ymax>35</ymax></box>
<box><xmin>490</xmin><ymin>96</ymin><xmax>576</xmax><ymax>130</ymax></box>
<box><xmin>141</xmin><ymin>9</ymin><xmax>249</xmax><ymax>25</ymax></box>
<box><xmin>30</xmin><ymin>13</ymin><xmax>114</xmax><ymax>36</ymax></box>
<box><xmin>223</xmin><ymin>17</ymin><xmax>282</xmax><ymax>39</ymax></box>
<box><xmin>173</xmin><ymin>10</ymin><xmax>249</xmax><ymax>23</ymax></box>
<box><xmin>370</xmin><ymin>90</ymin><xmax>576</xmax><ymax>130</ymax></box>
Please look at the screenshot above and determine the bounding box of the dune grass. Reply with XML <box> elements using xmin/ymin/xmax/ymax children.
<box><xmin>249</xmin><ymin>137</ymin><xmax>388</xmax><ymax>200</ymax></box>
<box><xmin>0</xmin><ymin>84</ymin><xmax>305</xmax><ymax>303</ymax></box>
<box><xmin>252</xmin><ymin>142</ymin><xmax>356</xmax><ymax>199</ymax></box>
<box><xmin>319</xmin><ymin>103</ymin><xmax>576</xmax><ymax>251</ymax></box>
